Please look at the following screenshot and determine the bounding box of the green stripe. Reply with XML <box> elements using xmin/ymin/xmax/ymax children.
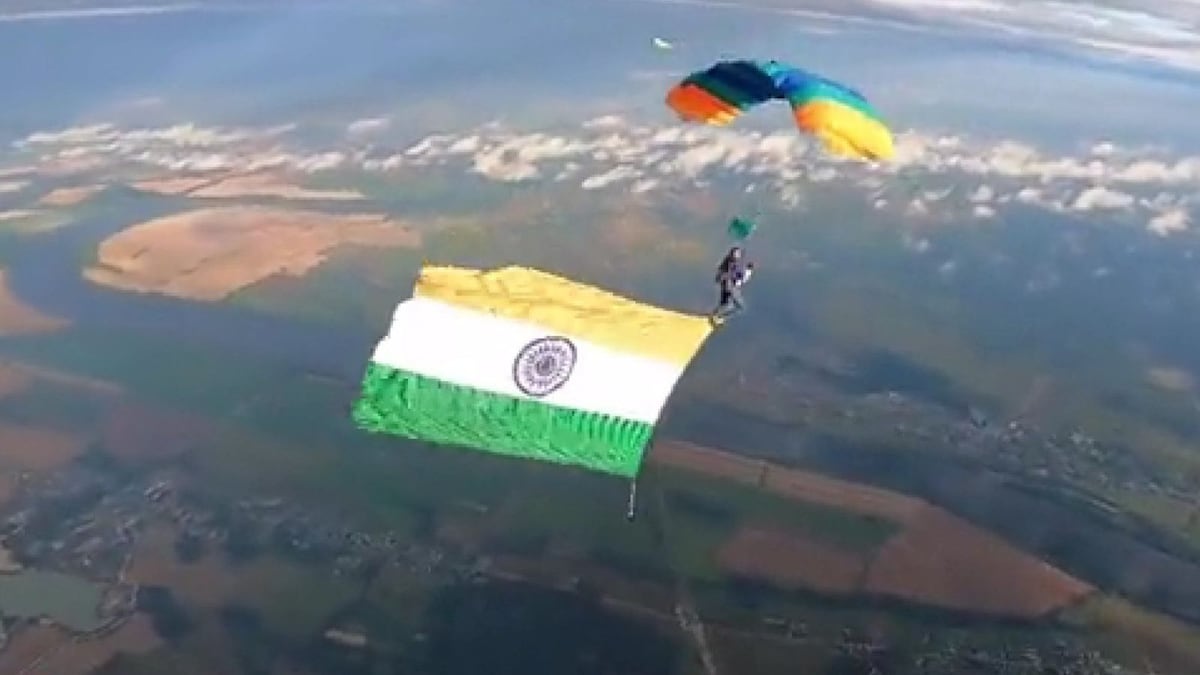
<box><xmin>352</xmin><ymin>362</ymin><xmax>654</xmax><ymax>478</ymax></box>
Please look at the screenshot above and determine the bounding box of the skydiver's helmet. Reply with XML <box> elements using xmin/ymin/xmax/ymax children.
<box><xmin>730</xmin><ymin>246</ymin><xmax>743</xmax><ymax>258</ymax></box>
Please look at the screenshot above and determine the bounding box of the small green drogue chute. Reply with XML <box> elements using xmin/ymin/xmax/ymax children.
<box><xmin>727</xmin><ymin>215</ymin><xmax>757</xmax><ymax>241</ymax></box>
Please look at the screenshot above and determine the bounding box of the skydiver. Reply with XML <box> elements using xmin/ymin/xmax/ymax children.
<box><xmin>710</xmin><ymin>246</ymin><xmax>753</xmax><ymax>324</ymax></box>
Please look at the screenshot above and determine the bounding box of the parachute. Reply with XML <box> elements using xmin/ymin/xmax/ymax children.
<box><xmin>727</xmin><ymin>216</ymin><xmax>757</xmax><ymax>241</ymax></box>
<box><xmin>666</xmin><ymin>59</ymin><xmax>894</xmax><ymax>162</ymax></box>
<box><xmin>653</xmin><ymin>37</ymin><xmax>674</xmax><ymax>50</ymax></box>
<box><xmin>353</xmin><ymin>265</ymin><xmax>715</xmax><ymax>480</ymax></box>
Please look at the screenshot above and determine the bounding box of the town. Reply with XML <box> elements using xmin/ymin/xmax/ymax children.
<box><xmin>0</xmin><ymin>424</ymin><xmax>1144</xmax><ymax>675</ymax></box>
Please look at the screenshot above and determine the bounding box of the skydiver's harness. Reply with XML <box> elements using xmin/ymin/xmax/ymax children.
<box><xmin>716</xmin><ymin>260</ymin><xmax>751</xmax><ymax>294</ymax></box>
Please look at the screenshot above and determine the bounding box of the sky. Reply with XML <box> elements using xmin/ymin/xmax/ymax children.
<box><xmin>2</xmin><ymin>0</ymin><xmax>1199</xmax><ymax>240</ymax></box>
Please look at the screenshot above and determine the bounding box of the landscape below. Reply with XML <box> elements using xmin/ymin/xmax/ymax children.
<box><xmin>0</xmin><ymin>167</ymin><xmax>1196</xmax><ymax>674</ymax></box>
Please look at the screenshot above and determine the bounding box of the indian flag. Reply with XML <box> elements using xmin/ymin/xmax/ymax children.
<box><xmin>353</xmin><ymin>265</ymin><xmax>714</xmax><ymax>478</ymax></box>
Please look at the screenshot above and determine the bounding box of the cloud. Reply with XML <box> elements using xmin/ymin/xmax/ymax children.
<box><xmin>581</xmin><ymin>166</ymin><xmax>642</xmax><ymax>190</ymax></box>
<box><xmin>347</xmin><ymin>118</ymin><xmax>391</xmax><ymax>136</ymax></box>
<box><xmin>0</xmin><ymin>5</ymin><xmax>201</xmax><ymax>23</ymax></box>
<box><xmin>1070</xmin><ymin>186</ymin><xmax>1135</xmax><ymax>211</ymax></box>
<box><xmin>10</xmin><ymin>114</ymin><xmax>1200</xmax><ymax>238</ymax></box>
<box><xmin>968</xmin><ymin>185</ymin><xmax>994</xmax><ymax>203</ymax></box>
<box><xmin>848</xmin><ymin>0</ymin><xmax>1200</xmax><ymax>73</ymax></box>
<box><xmin>621</xmin><ymin>0</ymin><xmax>1200</xmax><ymax>73</ymax></box>
<box><xmin>972</xmin><ymin>204</ymin><xmax>997</xmax><ymax>219</ymax></box>
<box><xmin>1148</xmin><ymin>207</ymin><xmax>1189</xmax><ymax>236</ymax></box>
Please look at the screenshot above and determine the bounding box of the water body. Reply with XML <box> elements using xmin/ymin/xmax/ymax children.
<box><xmin>4</xmin><ymin>190</ymin><xmax>374</xmax><ymax>381</ymax></box>
<box><xmin>8</xmin><ymin>194</ymin><xmax>1200</xmax><ymax>628</ymax></box>
<box><xmin>0</xmin><ymin>570</ymin><xmax>106</xmax><ymax>632</ymax></box>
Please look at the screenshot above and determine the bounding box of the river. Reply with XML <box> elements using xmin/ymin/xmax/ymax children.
<box><xmin>3</xmin><ymin>192</ymin><xmax>376</xmax><ymax>381</ymax></box>
<box><xmin>9</xmin><ymin>199</ymin><xmax>1200</xmax><ymax>627</ymax></box>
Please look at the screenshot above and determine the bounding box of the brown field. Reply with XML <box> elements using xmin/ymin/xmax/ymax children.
<box><xmin>189</xmin><ymin>173</ymin><xmax>365</xmax><ymax>201</ymax></box>
<box><xmin>128</xmin><ymin>523</ymin><xmax>353</xmax><ymax>610</ymax></box>
<box><xmin>38</xmin><ymin>157</ymin><xmax>106</xmax><ymax>177</ymax></box>
<box><xmin>6</xmin><ymin>614</ymin><xmax>162</xmax><ymax>675</ymax></box>
<box><xmin>652</xmin><ymin>441</ymin><xmax>925</xmax><ymax>524</ymax></box>
<box><xmin>132</xmin><ymin>172</ymin><xmax>364</xmax><ymax>201</ymax></box>
<box><xmin>652</xmin><ymin>440</ymin><xmax>1095</xmax><ymax>618</ymax></box>
<box><xmin>0</xmin><ymin>624</ymin><xmax>66</xmax><ymax>674</ymax></box>
<box><xmin>131</xmin><ymin>175</ymin><xmax>219</xmax><ymax>195</ymax></box>
<box><xmin>101</xmin><ymin>402</ymin><xmax>219</xmax><ymax>461</ymax></box>
<box><xmin>84</xmin><ymin>205</ymin><xmax>422</xmax><ymax>301</ymax></box>
<box><xmin>1065</xmin><ymin>595</ymin><xmax>1200</xmax><ymax>673</ymax></box>
<box><xmin>128</xmin><ymin>523</ymin><xmax>360</xmax><ymax>640</ymax></box>
<box><xmin>599</xmin><ymin>208</ymin><xmax>705</xmax><ymax>265</ymax></box>
<box><xmin>717</xmin><ymin>527</ymin><xmax>865</xmax><ymax>594</ymax></box>
<box><xmin>865</xmin><ymin>505</ymin><xmax>1093</xmax><ymax>616</ymax></box>
<box><xmin>127</xmin><ymin>524</ymin><xmax>248</xmax><ymax>607</ymax></box>
<box><xmin>0</xmin><ymin>269</ymin><xmax>68</xmax><ymax>336</ymax></box>
<box><xmin>37</xmin><ymin>185</ymin><xmax>103</xmax><ymax>207</ymax></box>
<box><xmin>0</xmin><ymin>422</ymin><xmax>87</xmax><ymax>473</ymax></box>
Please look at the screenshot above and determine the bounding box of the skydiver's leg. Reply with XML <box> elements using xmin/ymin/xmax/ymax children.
<box><xmin>710</xmin><ymin>287</ymin><xmax>733</xmax><ymax>320</ymax></box>
<box><xmin>720</xmin><ymin>288</ymin><xmax>745</xmax><ymax>318</ymax></box>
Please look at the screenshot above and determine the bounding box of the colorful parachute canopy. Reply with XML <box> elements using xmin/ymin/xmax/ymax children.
<box><xmin>666</xmin><ymin>59</ymin><xmax>894</xmax><ymax>161</ymax></box>
<box><xmin>728</xmin><ymin>216</ymin><xmax>756</xmax><ymax>241</ymax></box>
<box><xmin>353</xmin><ymin>265</ymin><xmax>715</xmax><ymax>479</ymax></box>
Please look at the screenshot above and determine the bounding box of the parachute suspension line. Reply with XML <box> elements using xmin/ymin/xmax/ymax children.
<box><xmin>627</xmin><ymin>431</ymin><xmax>655</xmax><ymax>522</ymax></box>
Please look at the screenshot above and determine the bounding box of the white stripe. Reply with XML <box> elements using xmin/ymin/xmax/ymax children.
<box><xmin>369</xmin><ymin>296</ymin><xmax>686</xmax><ymax>424</ymax></box>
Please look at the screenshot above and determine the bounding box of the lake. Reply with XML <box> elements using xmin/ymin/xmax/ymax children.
<box><xmin>0</xmin><ymin>569</ymin><xmax>107</xmax><ymax>632</ymax></box>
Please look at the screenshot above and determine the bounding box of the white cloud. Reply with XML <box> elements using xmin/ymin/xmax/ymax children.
<box><xmin>968</xmin><ymin>185</ymin><xmax>994</xmax><ymax>203</ymax></box>
<box><xmin>471</xmin><ymin>147</ymin><xmax>540</xmax><ymax>182</ymax></box>
<box><xmin>972</xmin><ymin>204</ymin><xmax>997</xmax><ymax>219</ymax></box>
<box><xmin>447</xmin><ymin>136</ymin><xmax>481</xmax><ymax>154</ymax></box>
<box><xmin>844</xmin><ymin>0</ymin><xmax>1200</xmax><ymax>73</ymax></box>
<box><xmin>582</xmin><ymin>115</ymin><xmax>625</xmax><ymax>130</ymax></box>
<box><xmin>12</xmin><ymin>115</ymin><xmax>1200</xmax><ymax>241</ymax></box>
<box><xmin>906</xmin><ymin>197</ymin><xmax>929</xmax><ymax>216</ymax></box>
<box><xmin>624</xmin><ymin>0</ymin><xmax>1200</xmax><ymax>72</ymax></box>
<box><xmin>581</xmin><ymin>166</ymin><xmax>641</xmax><ymax>190</ymax></box>
<box><xmin>632</xmin><ymin>178</ymin><xmax>660</xmax><ymax>193</ymax></box>
<box><xmin>903</xmin><ymin>234</ymin><xmax>932</xmax><ymax>252</ymax></box>
<box><xmin>347</xmin><ymin>117</ymin><xmax>390</xmax><ymax>136</ymax></box>
<box><xmin>0</xmin><ymin>5</ymin><xmax>200</xmax><ymax>23</ymax></box>
<box><xmin>1071</xmin><ymin>186</ymin><xmax>1135</xmax><ymax>211</ymax></box>
<box><xmin>1148</xmin><ymin>207</ymin><xmax>1190</xmax><ymax>236</ymax></box>
<box><xmin>923</xmin><ymin>187</ymin><xmax>953</xmax><ymax>202</ymax></box>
